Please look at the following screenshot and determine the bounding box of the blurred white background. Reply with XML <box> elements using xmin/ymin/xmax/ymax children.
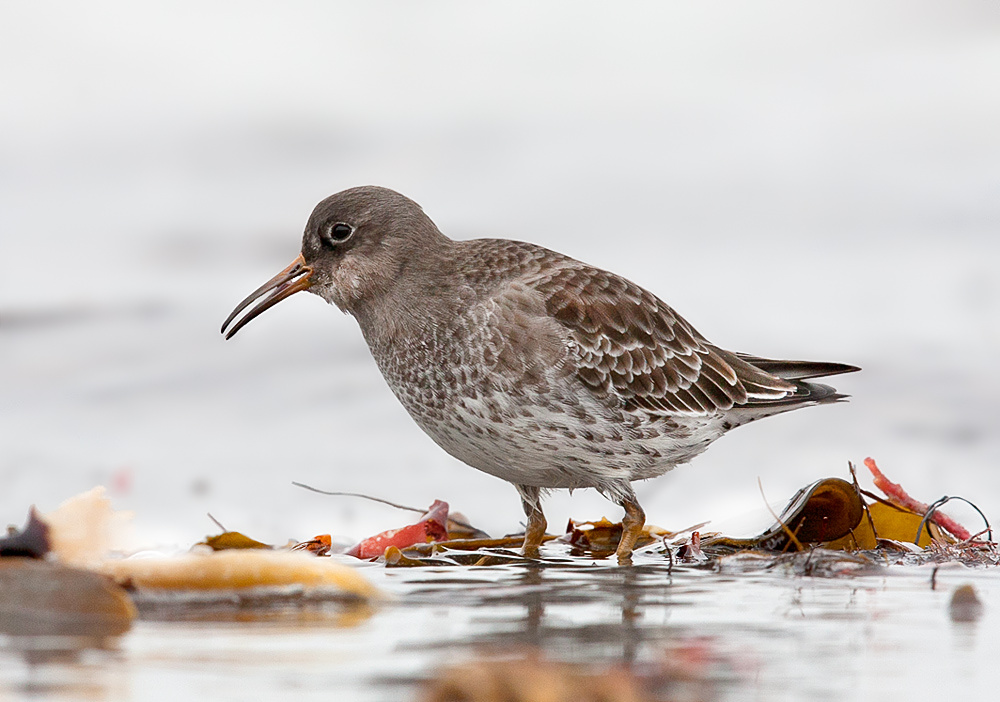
<box><xmin>2</xmin><ymin>2</ymin><xmax>998</xmax><ymax>547</ymax></box>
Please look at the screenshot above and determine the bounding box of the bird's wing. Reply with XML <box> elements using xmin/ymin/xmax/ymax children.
<box><xmin>523</xmin><ymin>263</ymin><xmax>798</xmax><ymax>415</ymax></box>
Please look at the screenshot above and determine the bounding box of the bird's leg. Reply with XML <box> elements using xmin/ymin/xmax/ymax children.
<box><xmin>615</xmin><ymin>492</ymin><xmax>646</xmax><ymax>565</ymax></box>
<box><xmin>516</xmin><ymin>484</ymin><xmax>547</xmax><ymax>559</ymax></box>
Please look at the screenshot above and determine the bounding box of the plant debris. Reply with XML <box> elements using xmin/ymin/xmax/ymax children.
<box><xmin>420</xmin><ymin>644</ymin><xmax>722</xmax><ymax>702</ymax></box>
<box><xmin>322</xmin><ymin>457</ymin><xmax>995</xmax><ymax>569</ymax></box>
<box><xmin>292</xmin><ymin>534</ymin><xmax>333</xmax><ymax>556</ymax></box>
<box><xmin>293</xmin><ymin>482</ymin><xmax>487</xmax><ymax>537</ymax></box>
<box><xmin>98</xmin><ymin>549</ymin><xmax>378</xmax><ymax>598</ymax></box>
<box><xmin>705</xmin><ymin>477</ymin><xmax>864</xmax><ymax>553</ymax></box>
<box><xmin>0</xmin><ymin>507</ymin><xmax>51</xmax><ymax>559</ymax></box>
<box><xmin>0</xmin><ymin>454</ymin><xmax>993</xmax><ymax>641</ymax></box>
<box><xmin>683</xmin><ymin>458</ymin><xmax>996</xmax><ymax>569</ymax></box>
<box><xmin>948</xmin><ymin>583</ymin><xmax>984</xmax><ymax>622</ymax></box>
<box><xmin>0</xmin><ymin>558</ymin><xmax>135</xmax><ymax>637</ymax></box>
<box><xmin>565</xmin><ymin>517</ymin><xmax>669</xmax><ymax>556</ymax></box>
<box><xmin>43</xmin><ymin>486</ymin><xmax>134</xmax><ymax>568</ymax></box>
<box><xmin>346</xmin><ymin>499</ymin><xmax>450</xmax><ymax>559</ymax></box>
<box><xmin>201</xmin><ymin>531</ymin><xmax>272</xmax><ymax>551</ymax></box>
<box><xmin>864</xmin><ymin>457</ymin><xmax>979</xmax><ymax>541</ymax></box>
<box><xmin>422</xmin><ymin>654</ymin><xmax>658</xmax><ymax>702</ymax></box>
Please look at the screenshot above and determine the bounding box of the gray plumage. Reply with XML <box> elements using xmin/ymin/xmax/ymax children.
<box><xmin>223</xmin><ymin>186</ymin><xmax>858</xmax><ymax>562</ymax></box>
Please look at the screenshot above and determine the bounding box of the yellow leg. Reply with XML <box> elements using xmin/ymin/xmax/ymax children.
<box><xmin>522</xmin><ymin>507</ymin><xmax>547</xmax><ymax>559</ymax></box>
<box><xmin>518</xmin><ymin>485</ymin><xmax>547</xmax><ymax>559</ymax></box>
<box><xmin>616</xmin><ymin>497</ymin><xmax>646</xmax><ymax>565</ymax></box>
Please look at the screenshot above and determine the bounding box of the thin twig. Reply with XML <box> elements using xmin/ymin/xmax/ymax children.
<box><xmin>207</xmin><ymin>513</ymin><xmax>227</xmax><ymax>532</ymax></box>
<box><xmin>292</xmin><ymin>482</ymin><xmax>425</xmax><ymax>513</ymax></box>
<box><xmin>849</xmin><ymin>461</ymin><xmax>879</xmax><ymax>544</ymax></box>
<box><xmin>291</xmin><ymin>481</ymin><xmax>480</xmax><ymax>533</ymax></box>
<box><xmin>959</xmin><ymin>528</ymin><xmax>996</xmax><ymax>546</ymax></box>
<box><xmin>758</xmin><ymin>477</ymin><xmax>804</xmax><ymax>553</ymax></box>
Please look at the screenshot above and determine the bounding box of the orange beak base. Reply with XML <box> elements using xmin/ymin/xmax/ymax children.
<box><xmin>221</xmin><ymin>254</ymin><xmax>314</xmax><ymax>340</ymax></box>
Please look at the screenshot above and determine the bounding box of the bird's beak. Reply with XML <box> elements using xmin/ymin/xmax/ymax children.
<box><xmin>221</xmin><ymin>254</ymin><xmax>314</xmax><ymax>340</ymax></box>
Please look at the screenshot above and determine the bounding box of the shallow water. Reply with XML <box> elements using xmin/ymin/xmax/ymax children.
<box><xmin>1</xmin><ymin>547</ymin><xmax>996</xmax><ymax>701</ymax></box>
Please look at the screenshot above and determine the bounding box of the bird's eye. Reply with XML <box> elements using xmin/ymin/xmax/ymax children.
<box><xmin>321</xmin><ymin>222</ymin><xmax>354</xmax><ymax>247</ymax></box>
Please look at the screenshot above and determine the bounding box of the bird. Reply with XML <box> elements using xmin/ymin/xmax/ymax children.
<box><xmin>222</xmin><ymin>186</ymin><xmax>858</xmax><ymax>563</ymax></box>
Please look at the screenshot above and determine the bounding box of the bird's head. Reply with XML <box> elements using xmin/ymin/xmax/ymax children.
<box><xmin>222</xmin><ymin>186</ymin><xmax>444</xmax><ymax>339</ymax></box>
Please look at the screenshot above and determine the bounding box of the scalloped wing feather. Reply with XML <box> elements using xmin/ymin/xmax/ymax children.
<box><xmin>523</xmin><ymin>264</ymin><xmax>797</xmax><ymax>416</ymax></box>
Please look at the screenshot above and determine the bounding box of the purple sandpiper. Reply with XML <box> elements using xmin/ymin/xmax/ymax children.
<box><xmin>222</xmin><ymin>186</ymin><xmax>858</xmax><ymax>563</ymax></box>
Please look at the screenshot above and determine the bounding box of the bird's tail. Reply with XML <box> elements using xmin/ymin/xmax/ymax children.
<box><xmin>725</xmin><ymin>354</ymin><xmax>859</xmax><ymax>424</ymax></box>
<box><xmin>733</xmin><ymin>354</ymin><xmax>860</xmax><ymax>381</ymax></box>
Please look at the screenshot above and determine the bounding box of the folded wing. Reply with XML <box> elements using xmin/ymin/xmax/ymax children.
<box><xmin>522</xmin><ymin>264</ymin><xmax>855</xmax><ymax>416</ymax></box>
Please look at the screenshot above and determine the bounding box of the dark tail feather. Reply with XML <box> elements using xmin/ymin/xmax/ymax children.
<box><xmin>734</xmin><ymin>354</ymin><xmax>860</xmax><ymax>381</ymax></box>
<box><xmin>726</xmin><ymin>378</ymin><xmax>849</xmax><ymax>425</ymax></box>
<box><xmin>724</xmin><ymin>356</ymin><xmax>858</xmax><ymax>426</ymax></box>
<box><xmin>772</xmin><ymin>379</ymin><xmax>847</xmax><ymax>406</ymax></box>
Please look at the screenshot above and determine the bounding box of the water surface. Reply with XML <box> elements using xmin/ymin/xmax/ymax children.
<box><xmin>1</xmin><ymin>547</ymin><xmax>995</xmax><ymax>701</ymax></box>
